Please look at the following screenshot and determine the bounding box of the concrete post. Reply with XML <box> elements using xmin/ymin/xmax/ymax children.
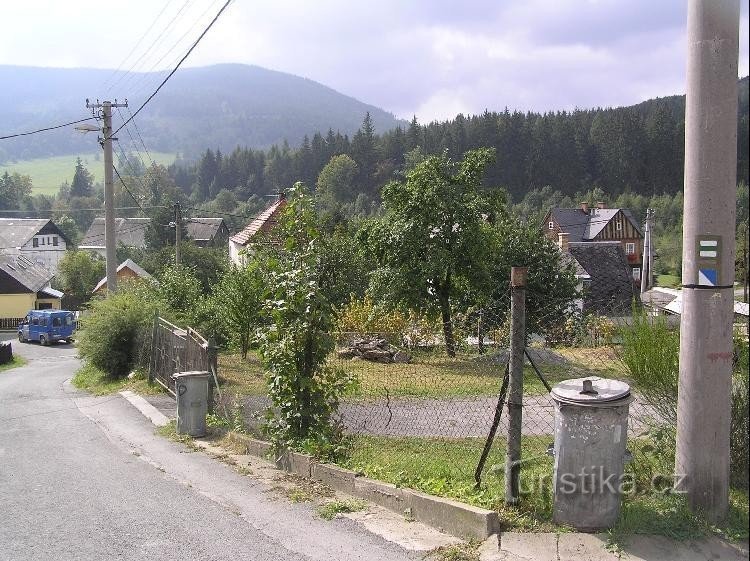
<box><xmin>102</xmin><ymin>102</ymin><xmax>117</xmax><ymax>294</ymax></box>
<box><xmin>505</xmin><ymin>266</ymin><xmax>527</xmax><ymax>505</ymax></box>
<box><xmin>675</xmin><ymin>0</ymin><xmax>739</xmax><ymax>522</ymax></box>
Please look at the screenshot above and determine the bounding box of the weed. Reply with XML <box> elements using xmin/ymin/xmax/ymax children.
<box><xmin>0</xmin><ymin>355</ymin><xmax>27</xmax><ymax>372</ymax></box>
<box><xmin>425</xmin><ymin>541</ymin><xmax>479</xmax><ymax>561</ymax></box>
<box><xmin>316</xmin><ymin>499</ymin><xmax>367</xmax><ymax>520</ymax></box>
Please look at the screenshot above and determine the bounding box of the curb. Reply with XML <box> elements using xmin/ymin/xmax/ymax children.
<box><xmin>228</xmin><ymin>431</ymin><xmax>499</xmax><ymax>540</ymax></box>
<box><xmin>119</xmin><ymin>390</ymin><xmax>170</xmax><ymax>427</ymax></box>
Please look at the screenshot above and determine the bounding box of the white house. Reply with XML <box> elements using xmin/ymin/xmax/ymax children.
<box><xmin>0</xmin><ymin>218</ymin><xmax>71</xmax><ymax>273</ymax></box>
<box><xmin>229</xmin><ymin>196</ymin><xmax>286</xmax><ymax>266</ymax></box>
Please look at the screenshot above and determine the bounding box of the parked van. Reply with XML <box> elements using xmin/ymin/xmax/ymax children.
<box><xmin>18</xmin><ymin>310</ymin><xmax>76</xmax><ymax>345</ymax></box>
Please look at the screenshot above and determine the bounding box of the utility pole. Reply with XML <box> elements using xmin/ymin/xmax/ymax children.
<box><xmin>641</xmin><ymin>209</ymin><xmax>653</xmax><ymax>294</ymax></box>
<box><xmin>505</xmin><ymin>266</ymin><xmax>527</xmax><ymax>506</ymax></box>
<box><xmin>675</xmin><ymin>0</ymin><xmax>739</xmax><ymax>522</ymax></box>
<box><xmin>86</xmin><ymin>99</ymin><xmax>128</xmax><ymax>295</ymax></box>
<box><xmin>174</xmin><ymin>201</ymin><xmax>181</xmax><ymax>267</ymax></box>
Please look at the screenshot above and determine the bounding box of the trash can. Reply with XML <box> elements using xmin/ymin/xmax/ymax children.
<box><xmin>174</xmin><ymin>370</ymin><xmax>210</xmax><ymax>437</ymax></box>
<box><xmin>550</xmin><ymin>376</ymin><xmax>633</xmax><ymax>531</ymax></box>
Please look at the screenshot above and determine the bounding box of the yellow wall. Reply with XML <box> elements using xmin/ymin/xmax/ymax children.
<box><xmin>0</xmin><ymin>293</ymin><xmax>36</xmax><ymax>318</ymax></box>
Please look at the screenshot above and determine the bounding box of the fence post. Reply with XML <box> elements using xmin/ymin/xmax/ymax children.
<box><xmin>505</xmin><ymin>266</ymin><xmax>527</xmax><ymax>505</ymax></box>
<box><xmin>148</xmin><ymin>309</ymin><xmax>159</xmax><ymax>385</ymax></box>
<box><xmin>206</xmin><ymin>337</ymin><xmax>218</xmax><ymax>414</ymax></box>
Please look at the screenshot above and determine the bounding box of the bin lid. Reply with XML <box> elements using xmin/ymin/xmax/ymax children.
<box><xmin>551</xmin><ymin>376</ymin><xmax>630</xmax><ymax>404</ymax></box>
<box><xmin>173</xmin><ymin>370</ymin><xmax>210</xmax><ymax>379</ymax></box>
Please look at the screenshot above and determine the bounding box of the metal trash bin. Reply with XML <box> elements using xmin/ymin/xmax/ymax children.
<box><xmin>550</xmin><ymin>376</ymin><xmax>633</xmax><ymax>531</ymax></box>
<box><xmin>174</xmin><ymin>370</ymin><xmax>210</xmax><ymax>437</ymax></box>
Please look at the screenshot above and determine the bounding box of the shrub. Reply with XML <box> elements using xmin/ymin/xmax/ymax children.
<box><xmin>619</xmin><ymin>311</ymin><xmax>680</xmax><ymax>424</ymax></box>
<box><xmin>731</xmin><ymin>331</ymin><xmax>749</xmax><ymax>488</ymax></box>
<box><xmin>337</xmin><ymin>294</ymin><xmax>407</xmax><ymax>341</ymax></box>
<box><xmin>77</xmin><ymin>284</ymin><xmax>159</xmax><ymax>378</ymax></box>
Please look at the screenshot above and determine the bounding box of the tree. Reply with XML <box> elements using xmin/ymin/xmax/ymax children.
<box><xmin>144</xmin><ymin>204</ymin><xmax>186</xmax><ymax>250</ymax></box>
<box><xmin>54</xmin><ymin>215</ymin><xmax>81</xmax><ymax>248</ymax></box>
<box><xmin>0</xmin><ymin>171</ymin><xmax>32</xmax><ymax>210</ymax></box>
<box><xmin>363</xmin><ymin>148</ymin><xmax>499</xmax><ymax>356</ymax></box>
<box><xmin>56</xmin><ymin>250</ymin><xmax>106</xmax><ymax>308</ymax></box>
<box><xmin>316</xmin><ymin>154</ymin><xmax>358</xmax><ymax>207</ymax></box>
<box><xmin>212</xmin><ymin>261</ymin><xmax>267</xmax><ymax>358</ymax></box>
<box><xmin>70</xmin><ymin>157</ymin><xmax>94</xmax><ymax>198</ymax></box>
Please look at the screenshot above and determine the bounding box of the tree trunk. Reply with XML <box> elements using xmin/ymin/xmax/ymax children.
<box><xmin>439</xmin><ymin>268</ymin><xmax>456</xmax><ymax>357</ymax></box>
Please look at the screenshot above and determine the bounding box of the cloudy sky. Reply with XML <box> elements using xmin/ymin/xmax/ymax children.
<box><xmin>1</xmin><ymin>0</ymin><xmax>748</xmax><ymax>122</ymax></box>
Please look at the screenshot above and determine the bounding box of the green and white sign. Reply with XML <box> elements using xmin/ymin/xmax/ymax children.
<box><xmin>695</xmin><ymin>235</ymin><xmax>722</xmax><ymax>287</ymax></box>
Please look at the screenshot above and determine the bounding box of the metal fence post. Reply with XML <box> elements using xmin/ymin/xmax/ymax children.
<box><xmin>505</xmin><ymin>266</ymin><xmax>527</xmax><ymax>505</ymax></box>
<box><xmin>148</xmin><ymin>309</ymin><xmax>159</xmax><ymax>385</ymax></box>
<box><xmin>206</xmin><ymin>337</ymin><xmax>218</xmax><ymax>414</ymax></box>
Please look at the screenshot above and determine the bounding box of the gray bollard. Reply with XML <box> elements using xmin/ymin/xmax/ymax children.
<box><xmin>174</xmin><ymin>371</ymin><xmax>210</xmax><ymax>437</ymax></box>
<box><xmin>550</xmin><ymin>376</ymin><xmax>633</xmax><ymax>531</ymax></box>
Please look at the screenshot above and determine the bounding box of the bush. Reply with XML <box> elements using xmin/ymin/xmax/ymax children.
<box><xmin>731</xmin><ymin>331</ymin><xmax>749</xmax><ymax>488</ymax></box>
<box><xmin>77</xmin><ymin>284</ymin><xmax>159</xmax><ymax>378</ymax></box>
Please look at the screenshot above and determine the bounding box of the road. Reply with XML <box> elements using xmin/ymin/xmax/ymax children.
<box><xmin>0</xmin><ymin>335</ymin><xmax>420</xmax><ymax>561</ymax></box>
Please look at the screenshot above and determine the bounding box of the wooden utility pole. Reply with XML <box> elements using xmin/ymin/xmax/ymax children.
<box><xmin>86</xmin><ymin>99</ymin><xmax>128</xmax><ymax>295</ymax></box>
<box><xmin>675</xmin><ymin>0</ymin><xmax>739</xmax><ymax>522</ymax></box>
<box><xmin>505</xmin><ymin>266</ymin><xmax>527</xmax><ymax>505</ymax></box>
<box><xmin>174</xmin><ymin>201</ymin><xmax>181</xmax><ymax>267</ymax></box>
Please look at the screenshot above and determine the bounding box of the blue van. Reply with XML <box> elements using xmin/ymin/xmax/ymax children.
<box><xmin>18</xmin><ymin>310</ymin><xmax>76</xmax><ymax>345</ymax></box>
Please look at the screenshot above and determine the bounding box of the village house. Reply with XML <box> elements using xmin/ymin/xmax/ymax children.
<box><xmin>92</xmin><ymin>258</ymin><xmax>153</xmax><ymax>294</ymax></box>
<box><xmin>0</xmin><ymin>218</ymin><xmax>71</xmax><ymax>273</ymax></box>
<box><xmin>0</xmin><ymin>254</ymin><xmax>63</xmax><ymax>328</ymax></box>
<box><xmin>229</xmin><ymin>195</ymin><xmax>286</xmax><ymax>266</ymax></box>
<box><xmin>79</xmin><ymin>216</ymin><xmax>228</xmax><ymax>256</ymax></box>
<box><xmin>542</xmin><ymin>202</ymin><xmax>644</xmax><ymax>283</ymax></box>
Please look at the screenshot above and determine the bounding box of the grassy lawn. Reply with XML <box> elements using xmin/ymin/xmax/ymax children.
<box><xmin>0</xmin><ymin>152</ymin><xmax>177</xmax><ymax>196</ymax></box>
<box><xmin>72</xmin><ymin>362</ymin><xmax>166</xmax><ymax>396</ymax></box>
<box><xmin>0</xmin><ymin>355</ymin><xmax>27</xmax><ymax>372</ymax></box>
<box><xmin>656</xmin><ymin>274</ymin><xmax>681</xmax><ymax>288</ymax></box>
<box><xmin>338</xmin><ymin>434</ymin><xmax>749</xmax><ymax>539</ymax></box>
<box><xmin>218</xmin><ymin>346</ymin><xmax>626</xmax><ymax>400</ymax></box>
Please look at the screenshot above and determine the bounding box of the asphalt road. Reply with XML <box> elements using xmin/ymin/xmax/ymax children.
<box><xmin>0</xmin><ymin>335</ymin><xmax>419</xmax><ymax>561</ymax></box>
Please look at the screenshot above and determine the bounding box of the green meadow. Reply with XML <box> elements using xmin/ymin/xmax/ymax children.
<box><xmin>0</xmin><ymin>152</ymin><xmax>177</xmax><ymax>196</ymax></box>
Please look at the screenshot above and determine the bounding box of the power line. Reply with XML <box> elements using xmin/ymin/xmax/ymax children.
<box><xmin>125</xmin><ymin>107</ymin><xmax>154</xmax><ymax>166</ymax></box>
<box><xmin>113</xmin><ymin>164</ymin><xmax>148</xmax><ymax>213</ymax></box>
<box><xmin>0</xmin><ymin>206</ymin><xmax>165</xmax><ymax>214</ymax></box>
<box><xmin>0</xmin><ymin>117</ymin><xmax>96</xmax><ymax>141</ymax></box>
<box><xmin>116</xmin><ymin>107</ymin><xmax>153</xmax><ymax>168</ymax></box>
<box><xmin>111</xmin><ymin>0</ymin><xmax>234</xmax><ymax>140</ymax></box>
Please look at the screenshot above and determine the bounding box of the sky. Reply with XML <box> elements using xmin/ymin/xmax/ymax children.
<box><xmin>1</xmin><ymin>0</ymin><xmax>748</xmax><ymax>123</ymax></box>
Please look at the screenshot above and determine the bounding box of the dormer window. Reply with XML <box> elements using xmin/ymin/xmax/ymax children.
<box><xmin>548</xmin><ymin>222</ymin><xmax>555</xmax><ymax>230</ymax></box>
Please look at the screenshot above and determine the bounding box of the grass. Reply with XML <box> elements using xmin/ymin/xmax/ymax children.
<box><xmin>425</xmin><ymin>541</ymin><xmax>480</xmax><ymax>561</ymax></box>
<box><xmin>316</xmin><ymin>499</ymin><xmax>368</xmax><ymax>520</ymax></box>
<box><xmin>656</xmin><ymin>274</ymin><xmax>681</xmax><ymax>288</ymax></box>
<box><xmin>72</xmin><ymin>362</ymin><xmax>166</xmax><ymax>396</ymax></box>
<box><xmin>0</xmin><ymin>355</ymin><xmax>27</xmax><ymax>372</ymax></box>
<box><xmin>337</xmin><ymin>434</ymin><xmax>749</xmax><ymax>539</ymax></box>
<box><xmin>0</xmin><ymin>152</ymin><xmax>177</xmax><ymax>196</ymax></box>
<box><xmin>218</xmin><ymin>346</ymin><xmax>625</xmax><ymax>400</ymax></box>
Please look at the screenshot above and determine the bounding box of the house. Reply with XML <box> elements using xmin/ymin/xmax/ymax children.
<box><xmin>92</xmin><ymin>258</ymin><xmax>153</xmax><ymax>294</ymax></box>
<box><xmin>542</xmin><ymin>202</ymin><xmax>643</xmax><ymax>283</ymax></box>
<box><xmin>556</xmin><ymin>233</ymin><xmax>635</xmax><ymax>316</ymax></box>
<box><xmin>642</xmin><ymin>286</ymin><xmax>749</xmax><ymax>322</ymax></box>
<box><xmin>79</xmin><ymin>217</ymin><xmax>150</xmax><ymax>257</ymax></box>
<box><xmin>229</xmin><ymin>195</ymin><xmax>286</xmax><ymax>266</ymax></box>
<box><xmin>186</xmin><ymin>218</ymin><xmax>229</xmax><ymax>247</ymax></box>
<box><xmin>0</xmin><ymin>218</ymin><xmax>71</xmax><ymax>273</ymax></box>
<box><xmin>79</xmin><ymin>216</ymin><xmax>229</xmax><ymax>255</ymax></box>
<box><xmin>0</xmin><ymin>254</ymin><xmax>63</xmax><ymax>326</ymax></box>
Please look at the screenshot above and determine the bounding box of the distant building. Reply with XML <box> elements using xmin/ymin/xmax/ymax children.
<box><xmin>185</xmin><ymin>218</ymin><xmax>229</xmax><ymax>247</ymax></box>
<box><xmin>556</xmin><ymin>232</ymin><xmax>635</xmax><ymax>316</ymax></box>
<box><xmin>92</xmin><ymin>258</ymin><xmax>153</xmax><ymax>294</ymax></box>
<box><xmin>0</xmin><ymin>218</ymin><xmax>71</xmax><ymax>273</ymax></box>
<box><xmin>542</xmin><ymin>202</ymin><xmax>644</xmax><ymax>283</ymax></box>
<box><xmin>229</xmin><ymin>195</ymin><xmax>286</xmax><ymax>266</ymax></box>
<box><xmin>80</xmin><ymin>216</ymin><xmax>229</xmax><ymax>255</ymax></box>
<box><xmin>0</xmin><ymin>254</ymin><xmax>63</xmax><ymax>324</ymax></box>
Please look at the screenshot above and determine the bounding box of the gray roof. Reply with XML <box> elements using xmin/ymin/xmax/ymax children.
<box><xmin>186</xmin><ymin>218</ymin><xmax>226</xmax><ymax>242</ymax></box>
<box><xmin>549</xmin><ymin>208</ymin><xmax>643</xmax><ymax>241</ymax></box>
<box><xmin>568</xmin><ymin>242</ymin><xmax>635</xmax><ymax>315</ymax></box>
<box><xmin>0</xmin><ymin>218</ymin><xmax>68</xmax><ymax>249</ymax></box>
<box><xmin>79</xmin><ymin>218</ymin><xmax>150</xmax><ymax>249</ymax></box>
<box><xmin>0</xmin><ymin>253</ymin><xmax>54</xmax><ymax>293</ymax></box>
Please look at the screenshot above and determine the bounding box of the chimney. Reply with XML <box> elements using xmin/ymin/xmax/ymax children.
<box><xmin>596</xmin><ymin>201</ymin><xmax>606</xmax><ymax>209</ymax></box>
<box><xmin>580</xmin><ymin>202</ymin><xmax>589</xmax><ymax>214</ymax></box>
<box><xmin>558</xmin><ymin>232</ymin><xmax>569</xmax><ymax>252</ymax></box>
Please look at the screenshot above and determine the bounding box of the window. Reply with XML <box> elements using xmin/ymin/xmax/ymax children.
<box><xmin>52</xmin><ymin>317</ymin><xmax>62</xmax><ymax>327</ymax></box>
<box><xmin>616</xmin><ymin>221</ymin><xmax>623</xmax><ymax>231</ymax></box>
<box><xmin>33</xmin><ymin>237</ymin><xmax>39</xmax><ymax>248</ymax></box>
<box><xmin>625</xmin><ymin>242</ymin><xmax>635</xmax><ymax>255</ymax></box>
<box><xmin>53</xmin><ymin>236</ymin><xmax>58</xmax><ymax>246</ymax></box>
<box><xmin>548</xmin><ymin>222</ymin><xmax>555</xmax><ymax>230</ymax></box>
<box><xmin>632</xmin><ymin>267</ymin><xmax>641</xmax><ymax>281</ymax></box>
<box><xmin>40</xmin><ymin>237</ymin><xmax>45</xmax><ymax>245</ymax></box>
<box><xmin>31</xmin><ymin>317</ymin><xmax>39</xmax><ymax>326</ymax></box>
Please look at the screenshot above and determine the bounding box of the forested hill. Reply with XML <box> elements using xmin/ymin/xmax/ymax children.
<box><xmin>0</xmin><ymin>64</ymin><xmax>403</xmax><ymax>163</ymax></box>
<box><xmin>175</xmin><ymin>77</ymin><xmax>748</xmax><ymax>204</ymax></box>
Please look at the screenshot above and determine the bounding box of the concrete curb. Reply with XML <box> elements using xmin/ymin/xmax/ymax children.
<box><xmin>227</xmin><ymin>431</ymin><xmax>499</xmax><ymax>540</ymax></box>
<box><xmin>119</xmin><ymin>390</ymin><xmax>170</xmax><ymax>427</ymax></box>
